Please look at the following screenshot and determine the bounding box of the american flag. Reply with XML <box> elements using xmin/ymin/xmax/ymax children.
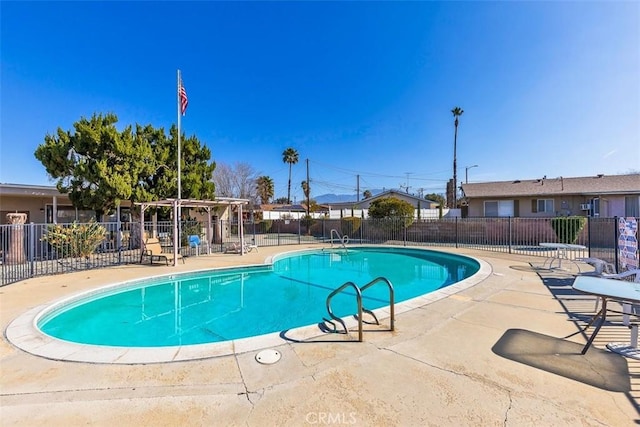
<box><xmin>179</xmin><ymin>77</ymin><xmax>188</xmax><ymax>116</ymax></box>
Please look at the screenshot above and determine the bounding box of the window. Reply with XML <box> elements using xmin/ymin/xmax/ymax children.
<box><xmin>591</xmin><ymin>198</ymin><xmax>600</xmax><ymax>218</ymax></box>
<box><xmin>484</xmin><ymin>200</ymin><xmax>514</xmax><ymax>217</ymax></box>
<box><xmin>531</xmin><ymin>199</ymin><xmax>554</xmax><ymax>213</ymax></box>
<box><xmin>626</xmin><ymin>196</ymin><xmax>640</xmax><ymax>217</ymax></box>
<box><xmin>45</xmin><ymin>205</ymin><xmax>96</xmax><ymax>223</ymax></box>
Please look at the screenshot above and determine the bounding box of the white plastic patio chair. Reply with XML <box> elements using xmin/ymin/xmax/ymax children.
<box><xmin>578</xmin><ymin>257</ymin><xmax>617</xmax><ymax>276</ymax></box>
<box><xmin>188</xmin><ymin>235</ymin><xmax>209</xmax><ymax>256</ymax></box>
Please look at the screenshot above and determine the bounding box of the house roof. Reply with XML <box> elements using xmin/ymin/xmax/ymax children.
<box><xmin>0</xmin><ymin>183</ymin><xmax>64</xmax><ymax>197</ymax></box>
<box><xmin>259</xmin><ymin>203</ymin><xmax>330</xmax><ymax>213</ymax></box>
<box><xmin>272</xmin><ymin>204</ymin><xmax>307</xmax><ymax>212</ymax></box>
<box><xmin>461</xmin><ymin>173</ymin><xmax>640</xmax><ymax>198</ymax></box>
<box><xmin>326</xmin><ymin>189</ymin><xmax>437</xmax><ymax>208</ymax></box>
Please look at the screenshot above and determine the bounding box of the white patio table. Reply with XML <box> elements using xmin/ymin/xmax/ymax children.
<box><xmin>539</xmin><ymin>242</ymin><xmax>587</xmax><ymax>271</ymax></box>
<box><xmin>572</xmin><ymin>275</ymin><xmax>640</xmax><ymax>358</ymax></box>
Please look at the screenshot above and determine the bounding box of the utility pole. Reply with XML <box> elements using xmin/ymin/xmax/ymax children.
<box><xmin>306</xmin><ymin>158</ymin><xmax>310</xmax><ymax>217</ymax></box>
<box><xmin>451</xmin><ymin>107</ymin><xmax>464</xmax><ymax>208</ymax></box>
<box><xmin>356</xmin><ymin>174</ymin><xmax>360</xmax><ymax>202</ymax></box>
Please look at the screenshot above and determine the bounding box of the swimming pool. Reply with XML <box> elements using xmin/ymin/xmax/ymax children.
<box><xmin>7</xmin><ymin>246</ymin><xmax>490</xmax><ymax>363</ymax></box>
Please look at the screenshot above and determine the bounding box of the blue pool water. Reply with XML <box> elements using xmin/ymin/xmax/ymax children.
<box><xmin>39</xmin><ymin>247</ymin><xmax>479</xmax><ymax>347</ymax></box>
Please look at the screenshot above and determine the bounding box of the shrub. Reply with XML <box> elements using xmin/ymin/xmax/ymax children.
<box><xmin>550</xmin><ymin>216</ymin><xmax>586</xmax><ymax>244</ymax></box>
<box><xmin>369</xmin><ymin>197</ymin><xmax>415</xmax><ymax>227</ymax></box>
<box><xmin>341</xmin><ymin>217</ymin><xmax>361</xmax><ymax>237</ymax></box>
<box><xmin>181</xmin><ymin>221</ymin><xmax>203</xmax><ymax>246</ymax></box>
<box><xmin>301</xmin><ymin>215</ymin><xmax>315</xmax><ymax>234</ymax></box>
<box><xmin>42</xmin><ymin>220</ymin><xmax>106</xmax><ymax>259</ymax></box>
<box><xmin>261</xmin><ymin>220</ymin><xmax>273</xmax><ymax>233</ymax></box>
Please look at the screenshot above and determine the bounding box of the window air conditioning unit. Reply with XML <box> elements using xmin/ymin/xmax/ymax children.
<box><xmin>580</xmin><ymin>203</ymin><xmax>591</xmax><ymax>210</ymax></box>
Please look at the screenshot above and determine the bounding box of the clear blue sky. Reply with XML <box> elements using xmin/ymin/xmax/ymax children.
<box><xmin>1</xmin><ymin>1</ymin><xmax>638</xmax><ymax>202</ymax></box>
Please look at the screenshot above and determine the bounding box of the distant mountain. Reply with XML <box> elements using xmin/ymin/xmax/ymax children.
<box><xmin>314</xmin><ymin>193</ymin><xmax>357</xmax><ymax>204</ymax></box>
<box><xmin>314</xmin><ymin>189</ymin><xmax>386</xmax><ymax>204</ymax></box>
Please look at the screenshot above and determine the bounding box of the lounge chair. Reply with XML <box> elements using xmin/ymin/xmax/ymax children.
<box><xmin>224</xmin><ymin>241</ymin><xmax>258</xmax><ymax>254</ymax></box>
<box><xmin>141</xmin><ymin>237</ymin><xmax>185</xmax><ymax>265</ymax></box>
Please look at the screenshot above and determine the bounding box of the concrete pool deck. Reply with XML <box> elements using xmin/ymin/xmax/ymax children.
<box><xmin>1</xmin><ymin>245</ymin><xmax>639</xmax><ymax>425</ymax></box>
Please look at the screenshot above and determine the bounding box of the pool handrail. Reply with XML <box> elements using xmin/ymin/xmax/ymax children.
<box><xmin>324</xmin><ymin>281</ymin><xmax>363</xmax><ymax>342</ymax></box>
<box><xmin>323</xmin><ymin>277</ymin><xmax>395</xmax><ymax>342</ymax></box>
<box><xmin>330</xmin><ymin>229</ymin><xmax>349</xmax><ymax>248</ymax></box>
<box><xmin>360</xmin><ymin>276</ymin><xmax>395</xmax><ymax>332</ymax></box>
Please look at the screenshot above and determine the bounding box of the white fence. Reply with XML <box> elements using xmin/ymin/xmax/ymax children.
<box><xmin>263</xmin><ymin>208</ymin><xmax>460</xmax><ymax>220</ymax></box>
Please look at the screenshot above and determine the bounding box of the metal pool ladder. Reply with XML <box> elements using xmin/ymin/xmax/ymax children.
<box><xmin>329</xmin><ymin>229</ymin><xmax>349</xmax><ymax>248</ymax></box>
<box><xmin>323</xmin><ymin>277</ymin><xmax>395</xmax><ymax>342</ymax></box>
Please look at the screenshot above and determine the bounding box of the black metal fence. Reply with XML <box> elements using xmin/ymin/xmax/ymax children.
<box><xmin>1</xmin><ymin>217</ymin><xmax>637</xmax><ymax>286</ymax></box>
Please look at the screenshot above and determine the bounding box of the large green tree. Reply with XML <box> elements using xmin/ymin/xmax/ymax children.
<box><xmin>35</xmin><ymin>113</ymin><xmax>152</xmax><ymax>217</ymax></box>
<box><xmin>282</xmin><ymin>147</ymin><xmax>299</xmax><ymax>204</ymax></box>
<box><xmin>256</xmin><ymin>176</ymin><xmax>274</xmax><ymax>204</ymax></box>
<box><xmin>425</xmin><ymin>193</ymin><xmax>446</xmax><ymax>208</ymax></box>
<box><xmin>35</xmin><ymin>113</ymin><xmax>216</xmax><ymax>217</ymax></box>
<box><xmin>368</xmin><ymin>197</ymin><xmax>415</xmax><ymax>227</ymax></box>
<box><xmin>171</xmin><ymin>125</ymin><xmax>216</xmax><ymax>200</ymax></box>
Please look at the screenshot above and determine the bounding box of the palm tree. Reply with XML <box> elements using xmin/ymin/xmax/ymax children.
<box><xmin>301</xmin><ymin>180</ymin><xmax>310</xmax><ymax>215</ymax></box>
<box><xmin>282</xmin><ymin>148</ymin><xmax>299</xmax><ymax>204</ymax></box>
<box><xmin>451</xmin><ymin>107</ymin><xmax>464</xmax><ymax>208</ymax></box>
<box><xmin>255</xmin><ymin>176</ymin><xmax>274</xmax><ymax>204</ymax></box>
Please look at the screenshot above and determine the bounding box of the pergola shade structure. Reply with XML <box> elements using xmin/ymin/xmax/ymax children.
<box><xmin>134</xmin><ymin>197</ymin><xmax>250</xmax><ymax>266</ymax></box>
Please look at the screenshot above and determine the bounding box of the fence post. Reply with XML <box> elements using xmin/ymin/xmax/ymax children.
<box><xmin>403</xmin><ymin>220</ymin><xmax>407</xmax><ymax>247</ymax></box>
<box><xmin>614</xmin><ymin>216</ymin><xmax>619</xmax><ymax>273</ymax></box>
<box><xmin>508</xmin><ymin>217</ymin><xmax>512</xmax><ymax>254</ymax></box>
<box><xmin>587</xmin><ymin>216</ymin><xmax>592</xmax><ymax>258</ymax></box>
<box><xmin>219</xmin><ymin>219</ymin><xmax>224</xmax><ymax>252</ymax></box>
<box><xmin>29</xmin><ymin>222</ymin><xmax>35</xmax><ymax>277</ymax></box>
<box><xmin>252</xmin><ymin>218</ymin><xmax>256</xmax><ymax>246</ymax></box>
<box><xmin>298</xmin><ymin>219</ymin><xmax>301</xmax><ymax>244</ymax></box>
<box><xmin>455</xmin><ymin>217</ymin><xmax>458</xmax><ymax>249</ymax></box>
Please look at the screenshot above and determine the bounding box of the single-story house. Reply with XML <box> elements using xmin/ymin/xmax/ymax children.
<box><xmin>0</xmin><ymin>183</ymin><xmax>236</xmax><ymax>225</ymax></box>
<box><xmin>461</xmin><ymin>173</ymin><xmax>640</xmax><ymax>218</ymax></box>
<box><xmin>324</xmin><ymin>189</ymin><xmax>447</xmax><ymax>219</ymax></box>
<box><xmin>260</xmin><ymin>204</ymin><xmax>330</xmax><ymax>220</ymax></box>
<box><xmin>0</xmin><ymin>183</ymin><xmax>94</xmax><ymax>224</ymax></box>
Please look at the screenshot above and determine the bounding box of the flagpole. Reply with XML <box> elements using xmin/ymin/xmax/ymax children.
<box><xmin>175</xmin><ymin>69</ymin><xmax>182</xmax><ymax>266</ymax></box>
<box><xmin>177</xmin><ymin>69</ymin><xmax>182</xmax><ymax>202</ymax></box>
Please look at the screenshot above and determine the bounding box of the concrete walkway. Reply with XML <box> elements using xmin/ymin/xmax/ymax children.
<box><xmin>1</xmin><ymin>246</ymin><xmax>638</xmax><ymax>426</ymax></box>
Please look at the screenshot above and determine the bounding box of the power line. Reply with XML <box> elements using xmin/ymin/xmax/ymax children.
<box><xmin>309</xmin><ymin>159</ymin><xmax>449</xmax><ymax>181</ymax></box>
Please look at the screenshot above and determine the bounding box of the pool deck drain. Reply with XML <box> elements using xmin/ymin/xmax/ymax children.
<box><xmin>255</xmin><ymin>349</ymin><xmax>281</xmax><ymax>364</ymax></box>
